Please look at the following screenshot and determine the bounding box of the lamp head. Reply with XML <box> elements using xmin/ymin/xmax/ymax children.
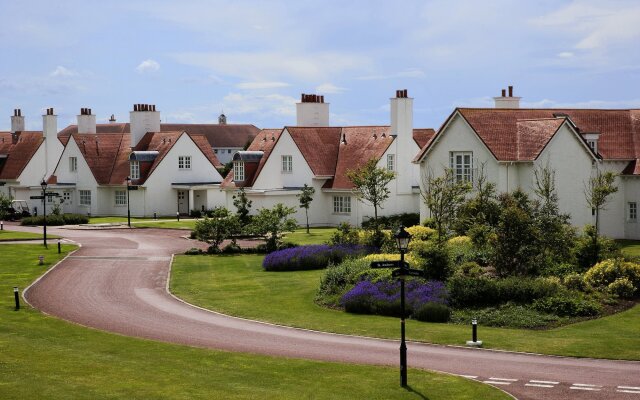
<box><xmin>394</xmin><ymin>225</ymin><xmax>411</xmax><ymax>252</ymax></box>
<box><xmin>40</xmin><ymin>180</ymin><xmax>47</xmax><ymax>191</ymax></box>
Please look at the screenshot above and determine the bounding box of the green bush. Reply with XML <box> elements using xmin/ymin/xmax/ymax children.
<box><xmin>361</xmin><ymin>213</ymin><xmax>420</xmax><ymax>230</ymax></box>
<box><xmin>562</xmin><ymin>273</ymin><xmax>589</xmax><ymax>292</ymax></box>
<box><xmin>574</xmin><ymin>226</ymin><xmax>622</xmax><ymax>271</ymax></box>
<box><xmin>411</xmin><ymin>241</ymin><xmax>452</xmax><ymax>281</ymax></box>
<box><xmin>451</xmin><ymin>304</ymin><xmax>561</xmax><ymax>329</ymax></box>
<box><xmin>607</xmin><ymin>278</ymin><xmax>636</xmax><ymax>299</ymax></box>
<box><xmin>413</xmin><ymin>302</ymin><xmax>451</xmax><ymax>323</ymax></box>
<box><xmin>456</xmin><ymin>261</ymin><xmax>484</xmax><ymax>278</ymax></box>
<box><xmin>184</xmin><ymin>248</ymin><xmax>203</xmax><ymax>255</ymax></box>
<box><xmin>533</xmin><ymin>295</ymin><xmax>601</xmax><ymax>317</ymax></box>
<box><xmin>447</xmin><ymin>275</ymin><xmax>561</xmax><ymax>308</ymax></box>
<box><xmin>62</xmin><ymin>214</ymin><xmax>90</xmax><ymax>224</ymax></box>
<box><xmin>447</xmin><ymin>276</ymin><xmax>498</xmax><ymax>308</ymax></box>
<box><xmin>190</xmin><ymin>209</ymin><xmax>203</xmax><ymax>218</ymax></box>
<box><xmin>221</xmin><ymin>242</ymin><xmax>242</xmax><ymax>254</ymax></box>
<box><xmin>317</xmin><ymin>258</ymin><xmax>371</xmax><ymax>298</ymax></box>
<box><xmin>497</xmin><ymin>277</ymin><xmax>562</xmax><ymax>304</ymax></box>
<box><xmin>21</xmin><ymin>214</ymin><xmax>89</xmax><ymax>226</ymax></box>
<box><xmin>584</xmin><ymin>258</ymin><xmax>640</xmax><ymax>296</ymax></box>
<box><xmin>328</xmin><ymin>222</ymin><xmax>359</xmax><ymax>245</ymax></box>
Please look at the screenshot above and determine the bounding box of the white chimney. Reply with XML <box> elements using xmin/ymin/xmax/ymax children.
<box><xmin>130</xmin><ymin>104</ymin><xmax>161</xmax><ymax>147</ymax></box>
<box><xmin>11</xmin><ymin>109</ymin><xmax>25</xmax><ymax>133</ymax></box>
<box><xmin>77</xmin><ymin>108</ymin><xmax>96</xmax><ymax>134</ymax></box>
<box><xmin>390</xmin><ymin>89</ymin><xmax>415</xmax><ymax>193</ymax></box>
<box><xmin>494</xmin><ymin>85</ymin><xmax>521</xmax><ymax>108</ymax></box>
<box><xmin>43</xmin><ymin>108</ymin><xmax>63</xmax><ymax>178</ymax></box>
<box><xmin>296</xmin><ymin>94</ymin><xmax>329</xmax><ymax>126</ymax></box>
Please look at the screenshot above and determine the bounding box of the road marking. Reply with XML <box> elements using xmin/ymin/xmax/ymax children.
<box><xmin>525</xmin><ymin>383</ymin><xmax>554</xmax><ymax>388</ymax></box>
<box><xmin>530</xmin><ymin>380</ymin><xmax>559</xmax><ymax>385</ymax></box>
<box><xmin>617</xmin><ymin>390</ymin><xmax>640</xmax><ymax>394</ymax></box>
<box><xmin>619</xmin><ymin>386</ymin><xmax>640</xmax><ymax>391</ymax></box>
<box><xmin>460</xmin><ymin>375</ymin><xmax>478</xmax><ymax>379</ymax></box>
<box><xmin>570</xmin><ymin>387</ymin><xmax>601</xmax><ymax>391</ymax></box>
<box><xmin>488</xmin><ymin>377</ymin><xmax>518</xmax><ymax>382</ymax></box>
<box><xmin>483</xmin><ymin>381</ymin><xmax>512</xmax><ymax>385</ymax></box>
<box><xmin>572</xmin><ymin>383</ymin><xmax>602</xmax><ymax>387</ymax></box>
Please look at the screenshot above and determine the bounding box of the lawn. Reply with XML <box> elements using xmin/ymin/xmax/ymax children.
<box><xmin>0</xmin><ymin>244</ymin><xmax>506</xmax><ymax>399</ymax></box>
<box><xmin>284</xmin><ymin>227</ymin><xmax>337</xmax><ymax>245</ymax></box>
<box><xmin>618</xmin><ymin>240</ymin><xmax>640</xmax><ymax>258</ymax></box>
<box><xmin>0</xmin><ymin>229</ymin><xmax>60</xmax><ymax>241</ymax></box>
<box><xmin>171</xmin><ymin>254</ymin><xmax>640</xmax><ymax>360</ymax></box>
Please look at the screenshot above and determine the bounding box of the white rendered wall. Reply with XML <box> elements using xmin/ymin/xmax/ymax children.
<box><xmin>51</xmin><ymin>137</ymin><xmax>99</xmax><ymax>215</ymax></box>
<box><xmin>623</xmin><ymin>177</ymin><xmax>640</xmax><ymax>239</ymax></box>
<box><xmin>296</xmin><ymin>103</ymin><xmax>329</xmax><ymax>126</ymax></box>
<box><xmin>130</xmin><ymin>110</ymin><xmax>160</xmax><ymax>148</ymax></box>
<box><xmin>77</xmin><ymin>114</ymin><xmax>96</xmax><ymax>134</ymax></box>
<box><xmin>43</xmin><ymin>114</ymin><xmax>63</xmax><ymax>178</ymax></box>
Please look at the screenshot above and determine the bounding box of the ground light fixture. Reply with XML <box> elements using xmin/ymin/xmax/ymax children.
<box><xmin>126</xmin><ymin>176</ymin><xmax>132</xmax><ymax>228</ymax></box>
<box><xmin>40</xmin><ymin>179</ymin><xmax>48</xmax><ymax>248</ymax></box>
<box><xmin>394</xmin><ymin>225</ymin><xmax>411</xmax><ymax>387</ymax></box>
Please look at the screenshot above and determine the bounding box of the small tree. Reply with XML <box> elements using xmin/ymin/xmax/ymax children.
<box><xmin>249</xmin><ymin>203</ymin><xmax>298</xmax><ymax>252</ymax></box>
<box><xmin>584</xmin><ymin>170</ymin><xmax>618</xmax><ymax>262</ymax></box>
<box><xmin>420</xmin><ymin>168</ymin><xmax>472</xmax><ymax>242</ymax></box>
<box><xmin>346</xmin><ymin>158</ymin><xmax>395</xmax><ymax>230</ymax></box>
<box><xmin>233</xmin><ymin>187</ymin><xmax>253</xmax><ymax>225</ymax></box>
<box><xmin>193</xmin><ymin>207</ymin><xmax>240</xmax><ymax>252</ymax></box>
<box><xmin>297</xmin><ymin>184</ymin><xmax>315</xmax><ymax>234</ymax></box>
<box><xmin>0</xmin><ymin>192</ymin><xmax>12</xmax><ymax>220</ymax></box>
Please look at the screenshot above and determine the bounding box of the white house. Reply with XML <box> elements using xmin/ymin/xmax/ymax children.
<box><xmin>0</xmin><ymin>108</ymin><xmax>64</xmax><ymax>214</ymax></box>
<box><xmin>221</xmin><ymin>91</ymin><xmax>434</xmax><ymax>226</ymax></box>
<box><xmin>48</xmin><ymin>105</ymin><xmax>225</xmax><ymax>216</ymax></box>
<box><xmin>414</xmin><ymin>86</ymin><xmax>640</xmax><ymax>239</ymax></box>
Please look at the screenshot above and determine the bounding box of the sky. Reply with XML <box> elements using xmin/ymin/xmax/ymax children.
<box><xmin>1</xmin><ymin>0</ymin><xmax>639</xmax><ymax>132</ymax></box>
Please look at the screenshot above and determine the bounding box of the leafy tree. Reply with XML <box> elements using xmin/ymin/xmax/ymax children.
<box><xmin>193</xmin><ymin>207</ymin><xmax>240</xmax><ymax>252</ymax></box>
<box><xmin>248</xmin><ymin>203</ymin><xmax>298</xmax><ymax>252</ymax></box>
<box><xmin>420</xmin><ymin>168</ymin><xmax>472</xmax><ymax>242</ymax></box>
<box><xmin>0</xmin><ymin>192</ymin><xmax>12</xmax><ymax>220</ymax></box>
<box><xmin>453</xmin><ymin>162</ymin><xmax>499</xmax><ymax>235</ymax></box>
<box><xmin>232</xmin><ymin>187</ymin><xmax>253</xmax><ymax>225</ymax></box>
<box><xmin>584</xmin><ymin>170</ymin><xmax>618</xmax><ymax>262</ymax></box>
<box><xmin>346</xmin><ymin>158</ymin><xmax>395</xmax><ymax>231</ymax></box>
<box><xmin>297</xmin><ymin>184</ymin><xmax>315</xmax><ymax>234</ymax></box>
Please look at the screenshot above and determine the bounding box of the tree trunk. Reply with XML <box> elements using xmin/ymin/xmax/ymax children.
<box><xmin>305</xmin><ymin>209</ymin><xmax>309</xmax><ymax>234</ymax></box>
<box><xmin>594</xmin><ymin>208</ymin><xmax>600</xmax><ymax>263</ymax></box>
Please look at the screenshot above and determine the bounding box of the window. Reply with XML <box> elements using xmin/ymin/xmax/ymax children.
<box><xmin>387</xmin><ymin>154</ymin><xmax>395</xmax><ymax>171</ymax></box>
<box><xmin>228</xmin><ymin>149</ymin><xmax>232</xmax><ymax>154</ymax></box>
<box><xmin>587</xmin><ymin>140</ymin><xmax>598</xmax><ymax>154</ymax></box>
<box><xmin>69</xmin><ymin>157</ymin><xmax>77</xmax><ymax>172</ymax></box>
<box><xmin>214</xmin><ymin>149</ymin><xmax>218</xmax><ymax>154</ymax></box>
<box><xmin>79</xmin><ymin>190</ymin><xmax>91</xmax><ymax>206</ymax></box>
<box><xmin>233</xmin><ymin>161</ymin><xmax>245</xmax><ymax>181</ymax></box>
<box><xmin>130</xmin><ymin>161</ymin><xmax>140</xmax><ymax>179</ymax></box>
<box><xmin>63</xmin><ymin>191</ymin><xmax>71</xmax><ymax>203</ymax></box>
<box><xmin>629</xmin><ymin>202</ymin><xmax>638</xmax><ymax>222</ymax></box>
<box><xmin>449</xmin><ymin>151</ymin><xmax>473</xmax><ymax>182</ymax></box>
<box><xmin>333</xmin><ymin>196</ymin><xmax>351</xmax><ymax>214</ymax></box>
<box><xmin>115</xmin><ymin>190</ymin><xmax>126</xmax><ymax>206</ymax></box>
<box><xmin>178</xmin><ymin>156</ymin><xmax>191</xmax><ymax>170</ymax></box>
<box><xmin>282</xmin><ymin>155</ymin><xmax>293</xmax><ymax>173</ymax></box>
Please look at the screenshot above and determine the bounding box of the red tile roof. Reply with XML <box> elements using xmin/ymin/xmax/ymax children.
<box><xmin>0</xmin><ymin>132</ymin><xmax>44</xmax><ymax>180</ymax></box>
<box><xmin>287</xmin><ymin>127</ymin><xmax>342</xmax><ymax>176</ymax></box>
<box><xmin>413</xmin><ymin>128</ymin><xmax>435</xmax><ymax>148</ymax></box>
<box><xmin>221</xmin><ymin>129</ymin><xmax>283</xmax><ymax>188</ymax></box>
<box><xmin>415</xmin><ymin>108</ymin><xmax>640</xmax><ymax>164</ymax></box>
<box><xmin>622</xmin><ymin>159</ymin><xmax>640</xmax><ymax>176</ymax></box>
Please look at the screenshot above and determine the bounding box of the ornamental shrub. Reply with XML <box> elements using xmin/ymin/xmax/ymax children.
<box><xmin>451</xmin><ymin>304</ymin><xmax>561</xmax><ymax>329</ymax></box>
<box><xmin>413</xmin><ymin>302</ymin><xmax>451</xmax><ymax>323</ymax></box>
<box><xmin>362</xmin><ymin>213</ymin><xmax>420</xmax><ymax>230</ymax></box>
<box><xmin>447</xmin><ymin>275</ymin><xmax>561</xmax><ymax>308</ymax></box>
<box><xmin>607</xmin><ymin>278</ymin><xmax>636</xmax><ymax>299</ymax></box>
<box><xmin>533</xmin><ymin>295</ymin><xmax>601</xmax><ymax>317</ymax></box>
<box><xmin>362</xmin><ymin>253</ymin><xmax>419</xmax><ymax>268</ymax></box>
<box><xmin>263</xmin><ymin>244</ymin><xmax>374</xmax><ymax>272</ymax></box>
<box><xmin>563</xmin><ymin>273</ymin><xmax>589</xmax><ymax>292</ymax></box>
<box><xmin>328</xmin><ymin>222</ymin><xmax>360</xmax><ymax>245</ymax></box>
<box><xmin>62</xmin><ymin>214</ymin><xmax>90</xmax><ymax>225</ymax></box>
<box><xmin>574</xmin><ymin>226</ymin><xmax>622</xmax><ymax>271</ymax></box>
<box><xmin>21</xmin><ymin>214</ymin><xmax>65</xmax><ymax>226</ymax></box>
<box><xmin>405</xmin><ymin>225</ymin><xmax>436</xmax><ymax>241</ymax></box>
<box><xmin>410</xmin><ymin>240</ymin><xmax>452</xmax><ymax>281</ymax></box>
<box><xmin>584</xmin><ymin>258</ymin><xmax>640</xmax><ymax>295</ymax></box>
<box><xmin>318</xmin><ymin>258</ymin><xmax>370</xmax><ymax>298</ymax></box>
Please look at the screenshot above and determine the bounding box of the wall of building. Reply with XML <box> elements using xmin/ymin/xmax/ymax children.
<box><xmin>623</xmin><ymin>177</ymin><xmax>640</xmax><ymax>239</ymax></box>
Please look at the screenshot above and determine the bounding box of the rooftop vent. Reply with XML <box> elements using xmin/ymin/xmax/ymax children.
<box><xmin>300</xmin><ymin>94</ymin><xmax>325</xmax><ymax>103</ymax></box>
<box><xmin>395</xmin><ymin>89</ymin><xmax>409</xmax><ymax>98</ymax></box>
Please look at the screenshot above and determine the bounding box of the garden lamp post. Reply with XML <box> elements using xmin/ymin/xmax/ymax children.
<box><xmin>126</xmin><ymin>176</ymin><xmax>131</xmax><ymax>228</ymax></box>
<box><xmin>40</xmin><ymin>180</ymin><xmax>48</xmax><ymax>248</ymax></box>
<box><xmin>395</xmin><ymin>225</ymin><xmax>411</xmax><ymax>387</ymax></box>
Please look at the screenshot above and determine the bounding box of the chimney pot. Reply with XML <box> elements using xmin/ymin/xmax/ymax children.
<box><xmin>403</xmin><ymin>89</ymin><xmax>408</xmax><ymax>98</ymax></box>
<box><xmin>508</xmin><ymin>86</ymin><xmax>513</xmax><ymax>97</ymax></box>
<box><xmin>501</xmin><ymin>89</ymin><xmax>506</xmax><ymax>97</ymax></box>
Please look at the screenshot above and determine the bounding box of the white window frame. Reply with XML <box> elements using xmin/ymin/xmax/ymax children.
<box><xmin>387</xmin><ymin>154</ymin><xmax>395</xmax><ymax>171</ymax></box>
<box><xmin>130</xmin><ymin>161</ymin><xmax>140</xmax><ymax>180</ymax></box>
<box><xmin>234</xmin><ymin>161</ymin><xmax>245</xmax><ymax>181</ymax></box>
<box><xmin>282</xmin><ymin>155</ymin><xmax>293</xmax><ymax>173</ymax></box>
<box><xmin>333</xmin><ymin>196</ymin><xmax>351</xmax><ymax>214</ymax></box>
<box><xmin>69</xmin><ymin>157</ymin><xmax>77</xmax><ymax>172</ymax></box>
<box><xmin>115</xmin><ymin>190</ymin><xmax>127</xmax><ymax>206</ymax></box>
<box><xmin>178</xmin><ymin>156</ymin><xmax>191</xmax><ymax>170</ymax></box>
<box><xmin>79</xmin><ymin>190</ymin><xmax>91</xmax><ymax>206</ymax></box>
<box><xmin>629</xmin><ymin>202</ymin><xmax>637</xmax><ymax>222</ymax></box>
<box><xmin>449</xmin><ymin>151</ymin><xmax>473</xmax><ymax>183</ymax></box>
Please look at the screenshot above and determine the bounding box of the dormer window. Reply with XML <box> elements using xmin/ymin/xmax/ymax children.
<box><xmin>587</xmin><ymin>140</ymin><xmax>597</xmax><ymax>154</ymax></box>
<box><xmin>130</xmin><ymin>161</ymin><xmax>140</xmax><ymax>179</ymax></box>
<box><xmin>583</xmin><ymin>133</ymin><xmax>600</xmax><ymax>155</ymax></box>
<box><xmin>234</xmin><ymin>161</ymin><xmax>245</xmax><ymax>181</ymax></box>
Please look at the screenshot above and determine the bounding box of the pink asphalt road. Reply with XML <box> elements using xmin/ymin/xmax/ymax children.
<box><xmin>15</xmin><ymin>224</ymin><xmax>640</xmax><ymax>400</ymax></box>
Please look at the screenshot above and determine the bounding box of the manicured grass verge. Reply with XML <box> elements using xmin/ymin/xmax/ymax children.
<box><xmin>171</xmin><ymin>254</ymin><xmax>640</xmax><ymax>360</ymax></box>
<box><xmin>618</xmin><ymin>240</ymin><xmax>640</xmax><ymax>258</ymax></box>
<box><xmin>88</xmin><ymin>216</ymin><xmax>157</xmax><ymax>224</ymax></box>
<box><xmin>284</xmin><ymin>227</ymin><xmax>337</xmax><ymax>245</ymax></box>
<box><xmin>1</xmin><ymin>245</ymin><xmax>507</xmax><ymax>399</ymax></box>
<box><xmin>0</xmin><ymin>229</ymin><xmax>60</xmax><ymax>241</ymax></box>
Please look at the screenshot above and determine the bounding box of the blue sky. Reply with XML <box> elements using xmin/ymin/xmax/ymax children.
<box><xmin>1</xmin><ymin>0</ymin><xmax>639</xmax><ymax>132</ymax></box>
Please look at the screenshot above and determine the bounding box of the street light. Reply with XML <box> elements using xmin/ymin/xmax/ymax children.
<box><xmin>40</xmin><ymin>180</ymin><xmax>48</xmax><ymax>248</ymax></box>
<box><xmin>394</xmin><ymin>225</ymin><xmax>411</xmax><ymax>387</ymax></box>
<box><xmin>126</xmin><ymin>176</ymin><xmax>131</xmax><ymax>228</ymax></box>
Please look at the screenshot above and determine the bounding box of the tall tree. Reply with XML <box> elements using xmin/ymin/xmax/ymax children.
<box><xmin>346</xmin><ymin>158</ymin><xmax>395</xmax><ymax>230</ymax></box>
<box><xmin>232</xmin><ymin>187</ymin><xmax>252</xmax><ymax>225</ymax></box>
<box><xmin>584</xmin><ymin>170</ymin><xmax>618</xmax><ymax>262</ymax></box>
<box><xmin>0</xmin><ymin>192</ymin><xmax>11</xmax><ymax>221</ymax></box>
<box><xmin>297</xmin><ymin>184</ymin><xmax>315</xmax><ymax>234</ymax></box>
<box><xmin>420</xmin><ymin>168</ymin><xmax>472</xmax><ymax>242</ymax></box>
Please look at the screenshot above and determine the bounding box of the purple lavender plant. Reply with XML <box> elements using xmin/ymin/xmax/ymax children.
<box><xmin>263</xmin><ymin>244</ymin><xmax>375</xmax><ymax>271</ymax></box>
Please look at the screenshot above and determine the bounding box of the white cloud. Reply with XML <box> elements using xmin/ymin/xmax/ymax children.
<box><xmin>50</xmin><ymin>66</ymin><xmax>76</xmax><ymax>77</ymax></box>
<box><xmin>357</xmin><ymin>68</ymin><xmax>425</xmax><ymax>81</ymax></box>
<box><xmin>557</xmin><ymin>52</ymin><xmax>574</xmax><ymax>58</ymax></box>
<box><xmin>136</xmin><ymin>59</ymin><xmax>160</xmax><ymax>74</ymax></box>
<box><xmin>316</xmin><ymin>83</ymin><xmax>347</xmax><ymax>94</ymax></box>
<box><xmin>236</xmin><ymin>81</ymin><xmax>290</xmax><ymax>90</ymax></box>
<box><xmin>222</xmin><ymin>92</ymin><xmax>297</xmax><ymax>118</ymax></box>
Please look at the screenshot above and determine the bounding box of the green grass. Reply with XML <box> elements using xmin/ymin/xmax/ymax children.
<box><xmin>88</xmin><ymin>216</ymin><xmax>174</xmax><ymax>224</ymax></box>
<box><xmin>0</xmin><ymin>229</ymin><xmax>60</xmax><ymax>241</ymax></box>
<box><xmin>171</xmin><ymin>254</ymin><xmax>640</xmax><ymax>360</ymax></box>
<box><xmin>618</xmin><ymin>240</ymin><xmax>640</xmax><ymax>258</ymax></box>
<box><xmin>133</xmin><ymin>219</ymin><xmax>197</xmax><ymax>229</ymax></box>
<box><xmin>284</xmin><ymin>227</ymin><xmax>337</xmax><ymax>245</ymax></box>
<box><xmin>0</xmin><ymin>245</ymin><xmax>507</xmax><ymax>399</ymax></box>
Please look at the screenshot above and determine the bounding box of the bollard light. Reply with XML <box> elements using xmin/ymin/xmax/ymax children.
<box><xmin>1</xmin><ymin>220</ymin><xmax>3</xmax><ymax>230</ymax></box>
<box><xmin>466</xmin><ymin>318</ymin><xmax>483</xmax><ymax>347</ymax></box>
<box><xmin>14</xmin><ymin>287</ymin><xmax>20</xmax><ymax>310</ymax></box>
<box><xmin>57</xmin><ymin>239</ymin><xmax>61</xmax><ymax>254</ymax></box>
<box><xmin>176</xmin><ymin>211</ymin><xmax>180</xmax><ymax>222</ymax></box>
<box><xmin>38</xmin><ymin>255</ymin><xmax>44</xmax><ymax>265</ymax></box>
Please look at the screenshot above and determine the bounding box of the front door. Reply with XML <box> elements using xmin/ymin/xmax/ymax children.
<box><xmin>62</xmin><ymin>191</ymin><xmax>73</xmax><ymax>214</ymax></box>
<box><xmin>177</xmin><ymin>190</ymin><xmax>188</xmax><ymax>215</ymax></box>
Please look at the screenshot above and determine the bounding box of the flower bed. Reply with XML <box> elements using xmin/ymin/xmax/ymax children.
<box><xmin>262</xmin><ymin>244</ymin><xmax>375</xmax><ymax>271</ymax></box>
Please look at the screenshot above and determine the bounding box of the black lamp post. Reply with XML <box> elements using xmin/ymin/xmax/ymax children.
<box><xmin>40</xmin><ymin>180</ymin><xmax>48</xmax><ymax>248</ymax></box>
<box><xmin>395</xmin><ymin>225</ymin><xmax>411</xmax><ymax>387</ymax></box>
<box><xmin>126</xmin><ymin>176</ymin><xmax>131</xmax><ymax>228</ymax></box>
